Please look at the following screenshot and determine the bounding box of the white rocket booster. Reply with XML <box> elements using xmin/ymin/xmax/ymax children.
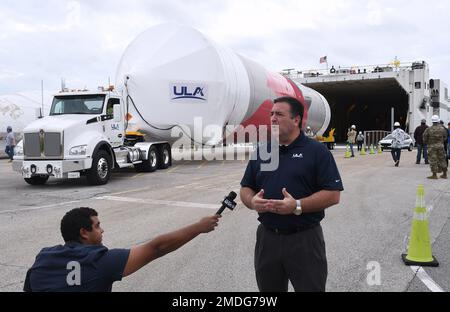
<box><xmin>116</xmin><ymin>23</ymin><xmax>331</xmax><ymax>145</ymax></box>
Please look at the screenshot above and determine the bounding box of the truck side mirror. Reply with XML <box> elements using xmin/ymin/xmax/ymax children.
<box><xmin>113</xmin><ymin>104</ymin><xmax>121</xmax><ymax>122</ymax></box>
<box><xmin>36</xmin><ymin>108</ymin><xmax>43</xmax><ymax>119</ymax></box>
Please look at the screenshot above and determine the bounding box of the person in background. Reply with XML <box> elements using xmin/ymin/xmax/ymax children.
<box><xmin>347</xmin><ymin>125</ymin><xmax>357</xmax><ymax>157</ymax></box>
<box><xmin>440</xmin><ymin>120</ymin><xmax>449</xmax><ymax>165</ymax></box>
<box><xmin>423</xmin><ymin>116</ymin><xmax>447</xmax><ymax>179</ymax></box>
<box><xmin>5</xmin><ymin>126</ymin><xmax>16</xmax><ymax>162</ymax></box>
<box><xmin>413</xmin><ymin>119</ymin><xmax>428</xmax><ymax>164</ymax></box>
<box><xmin>447</xmin><ymin>122</ymin><xmax>450</xmax><ymax>159</ymax></box>
<box><xmin>390</xmin><ymin>122</ymin><xmax>406</xmax><ymax>167</ymax></box>
<box><xmin>356</xmin><ymin>131</ymin><xmax>364</xmax><ymax>151</ymax></box>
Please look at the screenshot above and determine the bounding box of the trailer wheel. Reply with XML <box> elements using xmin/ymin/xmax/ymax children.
<box><xmin>24</xmin><ymin>175</ymin><xmax>49</xmax><ymax>185</ymax></box>
<box><xmin>158</xmin><ymin>144</ymin><xmax>171</xmax><ymax>169</ymax></box>
<box><xmin>87</xmin><ymin>150</ymin><xmax>112</xmax><ymax>185</ymax></box>
<box><xmin>135</xmin><ymin>146</ymin><xmax>158</xmax><ymax>172</ymax></box>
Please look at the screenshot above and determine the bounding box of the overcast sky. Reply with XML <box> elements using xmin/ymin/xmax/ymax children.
<box><xmin>1</xmin><ymin>0</ymin><xmax>449</xmax><ymax>94</ymax></box>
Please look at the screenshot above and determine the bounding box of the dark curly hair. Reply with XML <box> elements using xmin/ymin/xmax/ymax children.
<box><xmin>60</xmin><ymin>207</ymin><xmax>98</xmax><ymax>243</ymax></box>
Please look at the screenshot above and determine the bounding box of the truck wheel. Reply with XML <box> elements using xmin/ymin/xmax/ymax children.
<box><xmin>158</xmin><ymin>144</ymin><xmax>171</xmax><ymax>169</ymax></box>
<box><xmin>408</xmin><ymin>144</ymin><xmax>413</xmax><ymax>152</ymax></box>
<box><xmin>24</xmin><ymin>175</ymin><xmax>49</xmax><ymax>185</ymax></box>
<box><xmin>87</xmin><ymin>150</ymin><xmax>112</xmax><ymax>185</ymax></box>
<box><xmin>135</xmin><ymin>146</ymin><xmax>158</xmax><ymax>172</ymax></box>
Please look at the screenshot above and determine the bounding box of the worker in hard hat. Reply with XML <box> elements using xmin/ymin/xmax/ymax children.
<box><xmin>423</xmin><ymin>115</ymin><xmax>448</xmax><ymax>179</ymax></box>
<box><xmin>346</xmin><ymin>125</ymin><xmax>357</xmax><ymax>157</ymax></box>
<box><xmin>390</xmin><ymin>122</ymin><xmax>406</xmax><ymax>167</ymax></box>
<box><xmin>305</xmin><ymin>126</ymin><xmax>315</xmax><ymax>138</ymax></box>
<box><xmin>356</xmin><ymin>131</ymin><xmax>364</xmax><ymax>151</ymax></box>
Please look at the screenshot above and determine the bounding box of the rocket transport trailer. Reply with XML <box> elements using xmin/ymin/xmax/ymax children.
<box><xmin>12</xmin><ymin>24</ymin><xmax>331</xmax><ymax>185</ymax></box>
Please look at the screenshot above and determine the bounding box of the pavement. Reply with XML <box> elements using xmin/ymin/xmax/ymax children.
<box><xmin>0</xmin><ymin>148</ymin><xmax>449</xmax><ymax>292</ymax></box>
<box><xmin>0</xmin><ymin>141</ymin><xmax>5</xmax><ymax>158</ymax></box>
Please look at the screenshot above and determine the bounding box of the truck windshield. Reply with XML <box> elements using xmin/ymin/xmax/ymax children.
<box><xmin>50</xmin><ymin>95</ymin><xmax>106</xmax><ymax>115</ymax></box>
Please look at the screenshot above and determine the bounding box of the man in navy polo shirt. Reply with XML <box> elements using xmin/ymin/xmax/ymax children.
<box><xmin>24</xmin><ymin>207</ymin><xmax>220</xmax><ymax>291</ymax></box>
<box><xmin>240</xmin><ymin>96</ymin><xmax>343</xmax><ymax>292</ymax></box>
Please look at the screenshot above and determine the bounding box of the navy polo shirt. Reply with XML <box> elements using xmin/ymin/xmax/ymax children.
<box><xmin>241</xmin><ymin>132</ymin><xmax>344</xmax><ymax>230</ymax></box>
<box><xmin>24</xmin><ymin>242</ymin><xmax>130</xmax><ymax>292</ymax></box>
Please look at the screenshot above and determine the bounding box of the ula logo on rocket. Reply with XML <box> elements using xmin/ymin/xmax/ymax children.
<box><xmin>170</xmin><ymin>83</ymin><xmax>208</xmax><ymax>102</ymax></box>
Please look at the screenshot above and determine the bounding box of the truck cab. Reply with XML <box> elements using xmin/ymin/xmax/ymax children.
<box><xmin>12</xmin><ymin>88</ymin><xmax>171</xmax><ymax>185</ymax></box>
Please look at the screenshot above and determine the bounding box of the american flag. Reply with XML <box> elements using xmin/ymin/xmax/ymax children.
<box><xmin>320</xmin><ymin>56</ymin><xmax>327</xmax><ymax>63</ymax></box>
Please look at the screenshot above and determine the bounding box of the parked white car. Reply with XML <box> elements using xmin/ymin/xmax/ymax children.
<box><xmin>379</xmin><ymin>134</ymin><xmax>415</xmax><ymax>151</ymax></box>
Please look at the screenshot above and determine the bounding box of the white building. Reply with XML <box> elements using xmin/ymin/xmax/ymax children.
<box><xmin>285</xmin><ymin>61</ymin><xmax>450</xmax><ymax>142</ymax></box>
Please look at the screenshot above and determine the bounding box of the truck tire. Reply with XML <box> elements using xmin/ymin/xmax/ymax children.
<box><xmin>158</xmin><ymin>144</ymin><xmax>171</xmax><ymax>169</ymax></box>
<box><xmin>408</xmin><ymin>144</ymin><xmax>413</xmax><ymax>152</ymax></box>
<box><xmin>135</xmin><ymin>146</ymin><xmax>158</xmax><ymax>172</ymax></box>
<box><xmin>24</xmin><ymin>175</ymin><xmax>49</xmax><ymax>185</ymax></box>
<box><xmin>87</xmin><ymin>150</ymin><xmax>112</xmax><ymax>185</ymax></box>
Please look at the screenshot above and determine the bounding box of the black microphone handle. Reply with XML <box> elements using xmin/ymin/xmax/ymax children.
<box><xmin>215</xmin><ymin>204</ymin><xmax>226</xmax><ymax>215</ymax></box>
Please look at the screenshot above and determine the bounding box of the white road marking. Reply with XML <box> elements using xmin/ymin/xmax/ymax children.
<box><xmin>410</xmin><ymin>266</ymin><xmax>444</xmax><ymax>292</ymax></box>
<box><xmin>174</xmin><ymin>182</ymin><xmax>203</xmax><ymax>189</ymax></box>
<box><xmin>0</xmin><ymin>200</ymin><xmax>81</xmax><ymax>214</ymax></box>
<box><xmin>131</xmin><ymin>173</ymin><xmax>144</xmax><ymax>179</ymax></box>
<box><xmin>167</xmin><ymin>165</ymin><xmax>181</xmax><ymax>173</ymax></box>
<box><xmin>96</xmin><ymin>195</ymin><xmax>219</xmax><ymax>210</ymax></box>
<box><xmin>108</xmin><ymin>172</ymin><xmax>240</xmax><ymax>197</ymax></box>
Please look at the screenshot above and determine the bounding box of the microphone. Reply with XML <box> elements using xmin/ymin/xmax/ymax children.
<box><xmin>216</xmin><ymin>191</ymin><xmax>237</xmax><ymax>215</ymax></box>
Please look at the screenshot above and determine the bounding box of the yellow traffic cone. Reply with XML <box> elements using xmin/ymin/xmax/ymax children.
<box><xmin>378</xmin><ymin>144</ymin><xmax>383</xmax><ymax>154</ymax></box>
<box><xmin>369</xmin><ymin>145</ymin><xmax>375</xmax><ymax>155</ymax></box>
<box><xmin>402</xmin><ymin>185</ymin><xmax>439</xmax><ymax>267</ymax></box>
<box><xmin>344</xmin><ymin>145</ymin><xmax>351</xmax><ymax>158</ymax></box>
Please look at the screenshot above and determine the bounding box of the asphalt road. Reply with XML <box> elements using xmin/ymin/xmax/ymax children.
<box><xmin>0</xmin><ymin>148</ymin><xmax>448</xmax><ymax>292</ymax></box>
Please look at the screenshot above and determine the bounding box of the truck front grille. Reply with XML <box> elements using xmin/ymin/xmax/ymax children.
<box><xmin>24</xmin><ymin>132</ymin><xmax>63</xmax><ymax>159</ymax></box>
<box><xmin>24</xmin><ymin>133</ymin><xmax>41</xmax><ymax>157</ymax></box>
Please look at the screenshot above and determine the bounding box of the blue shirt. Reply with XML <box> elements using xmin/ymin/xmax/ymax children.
<box><xmin>241</xmin><ymin>132</ymin><xmax>344</xmax><ymax>229</ymax></box>
<box><xmin>24</xmin><ymin>242</ymin><xmax>130</xmax><ymax>292</ymax></box>
<box><xmin>5</xmin><ymin>132</ymin><xmax>15</xmax><ymax>146</ymax></box>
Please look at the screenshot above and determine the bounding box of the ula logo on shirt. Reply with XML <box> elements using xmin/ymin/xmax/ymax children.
<box><xmin>292</xmin><ymin>153</ymin><xmax>303</xmax><ymax>159</ymax></box>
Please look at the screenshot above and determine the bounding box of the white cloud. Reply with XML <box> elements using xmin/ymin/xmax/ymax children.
<box><xmin>0</xmin><ymin>69</ymin><xmax>25</xmax><ymax>80</ymax></box>
<box><xmin>0</xmin><ymin>0</ymin><xmax>449</xmax><ymax>94</ymax></box>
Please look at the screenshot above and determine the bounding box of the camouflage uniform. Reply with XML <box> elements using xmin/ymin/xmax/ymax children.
<box><xmin>423</xmin><ymin>124</ymin><xmax>448</xmax><ymax>174</ymax></box>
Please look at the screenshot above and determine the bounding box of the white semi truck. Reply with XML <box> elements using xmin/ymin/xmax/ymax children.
<box><xmin>12</xmin><ymin>23</ymin><xmax>332</xmax><ymax>185</ymax></box>
<box><xmin>12</xmin><ymin>88</ymin><xmax>172</xmax><ymax>185</ymax></box>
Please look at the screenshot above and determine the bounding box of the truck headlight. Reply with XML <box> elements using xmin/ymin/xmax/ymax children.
<box><xmin>69</xmin><ymin>145</ymin><xmax>87</xmax><ymax>156</ymax></box>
